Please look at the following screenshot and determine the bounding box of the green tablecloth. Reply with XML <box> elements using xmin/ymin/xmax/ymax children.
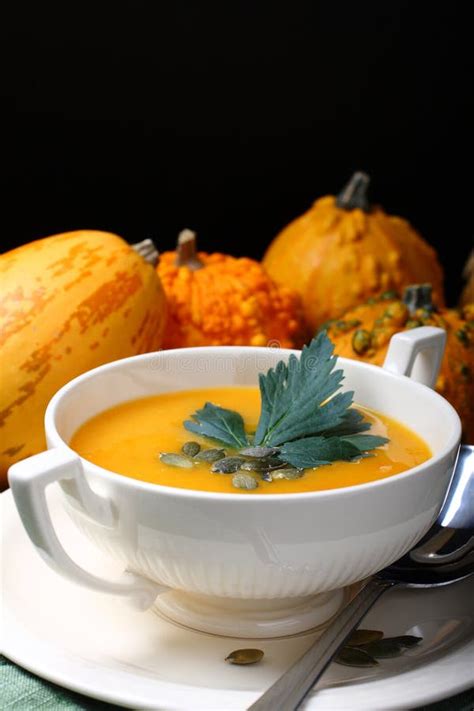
<box><xmin>1</xmin><ymin>655</ymin><xmax>473</xmax><ymax>710</ymax></box>
<box><xmin>0</xmin><ymin>657</ymin><xmax>112</xmax><ymax>710</ymax></box>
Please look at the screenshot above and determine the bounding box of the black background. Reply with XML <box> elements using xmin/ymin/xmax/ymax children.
<box><xmin>2</xmin><ymin>1</ymin><xmax>473</xmax><ymax>303</ymax></box>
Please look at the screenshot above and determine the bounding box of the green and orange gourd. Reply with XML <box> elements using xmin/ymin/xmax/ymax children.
<box><xmin>324</xmin><ymin>285</ymin><xmax>474</xmax><ymax>442</ymax></box>
<box><xmin>0</xmin><ymin>230</ymin><xmax>167</xmax><ymax>484</ymax></box>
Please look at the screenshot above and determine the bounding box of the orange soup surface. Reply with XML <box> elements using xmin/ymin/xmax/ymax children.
<box><xmin>70</xmin><ymin>386</ymin><xmax>431</xmax><ymax>494</ymax></box>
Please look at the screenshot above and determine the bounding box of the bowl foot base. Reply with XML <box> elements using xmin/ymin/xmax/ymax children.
<box><xmin>153</xmin><ymin>587</ymin><xmax>348</xmax><ymax>638</ymax></box>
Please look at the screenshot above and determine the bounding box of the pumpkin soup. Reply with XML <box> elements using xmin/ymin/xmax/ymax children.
<box><xmin>70</xmin><ymin>386</ymin><xmax>431</xmax><ymax>494</ymax></box>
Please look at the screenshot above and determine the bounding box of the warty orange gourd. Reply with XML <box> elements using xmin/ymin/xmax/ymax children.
<box><xmin>263</xmin><ymin>172</ymin><xmax>444</xmax><ymax>330</ymax></box>
<box><xmin>158</xmin><ymin>229</ymin><xmax>305</xmax><ymax>349</ymax></box>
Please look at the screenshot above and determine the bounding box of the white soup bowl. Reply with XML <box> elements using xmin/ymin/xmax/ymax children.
<box><xmin>8</xmin><ymin>327</ymin><xmax>461</xmax><ymax>637</ymax></box>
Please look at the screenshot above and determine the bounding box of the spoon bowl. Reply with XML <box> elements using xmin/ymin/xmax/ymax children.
<box><xmin>438</xmin><ymin>444</ymin><xmax>474</xmax><ymax>529</ymax></box>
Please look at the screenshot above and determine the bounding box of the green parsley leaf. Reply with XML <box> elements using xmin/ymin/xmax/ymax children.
<box><xmin>254</xmin><ymin>332</ymin><xmax>353</xmax><ymax>447</ymax></box>
<box><xmin>181</xmin><ymin>332</ymin><xmax>389</xmax><ymax>476</ymax></box>
<box><xmin>340</xmin><ymin>434</ymin><xmax>389</xmax><ymax>451</ymax></box>
<box><xmin>184</xmin><ymin>402</ymin><xmax>248</xmax><ymax>449</ymax></box>
<box><xmin>279</xmin><ymin>432</ymin><xmax>387</xmax><ymax>469</ymax></box>
<box><xmin>323</xmin><ymin>408</ymin><xmax>371</xmax><ymax>436</ymax></box>
<box><xmin>279</xmin><ymin>436</ymin><xmax>361</xmax><ymax>469</ymax></box>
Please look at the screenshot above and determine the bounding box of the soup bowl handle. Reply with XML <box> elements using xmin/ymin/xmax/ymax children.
<box><xmin>8</xmin><ymin>448</ymin><xmax>168</xmax><ymax>610</ymax></box>
<box><xmin>382</xmin><ymin>326</ymin><xmax>446</xmax><ymax>388</ymax></box>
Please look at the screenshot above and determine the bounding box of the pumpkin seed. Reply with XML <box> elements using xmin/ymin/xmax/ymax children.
<box><xmin>345</xmin><ymin>629</ymin><xmax>384</xmax><ymax>647</ymax></box>
<box><xmin>159</xmin><ymin>453</ymin><xmax>194</xmax><ymax>468</ymax></box>
<box><xmin>272</xmin><ymin>467</ymin><xmax>305</xmax><ymax>480</ymax></box>
<box><xmin>181</xmin><ymin>441</ymin><xmax>201</xmax><ymax>457</ymax></box>
<box><xmin>195</xmin><ymin>448</ymin><xmax>226</xmax><ymax>462</ymax></box>
<box><xmin>358</xmin><ymin>639</ymin><xmax>407</xmax><ymax>658</ymax></box>
<box><xmin>335</xmin><ymin>647</ymin><xmax>378</xmax><ymax>667</ymax></box>
<box><xmin>240</xmin><ymin>460</ymin><xmax>261</xmax><ymax>472</ymax></box>
<box><xmin>225</xmin><ymin>648</ymin><xmax>264</xmax><ymax>665</ymax></box>
<box><xmin>240</xmin><ymin>457</ymin><xmax>283</xmax><ymax>472</ymax></box>
<box><xmin>352</xmin><ymin>329</ymin><xmax>371</xmax><ymax>355</ymax></box>
<box><xmin>211</xmin><ymin>456</ymin><xmax>244</xmax><ymax>474</ymax></box>
<box><xmin>266</xmin><ymin>458</ymin><xmax>287</xmax><ymax>469</ymax></box>
<box><xmin>239</xmin><ymin>446</ymin><xmax>280</xmax><ymax>458</ymax></box>
<box><xmin>232</xmin><ymin>473</ymin><xmax>258</xmax><ymax>490</ymax></box>
<box><xmin>387</xmin><ymin>635</ymin><xmax>423</xmax><ymax>648</ymax></box>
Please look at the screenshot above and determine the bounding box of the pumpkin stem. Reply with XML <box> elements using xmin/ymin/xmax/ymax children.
<box><xmin>403</xmin><ymin>284</ymin><xmax>435</xmax><ymax>314</ymax></box>
<box><xmin>336</xmin><ymin>172</ymin><xmax>371</xmax><ymax>212</ymax></box>
<box><xmin>132</xmin><ymin>238</ymin><xmax>159</xmax><ymax>267</ymax></box>
<box><xmin>175</xmin><ymin>229</ymin><xmax>204</xmax><ymax>270</ymax></box>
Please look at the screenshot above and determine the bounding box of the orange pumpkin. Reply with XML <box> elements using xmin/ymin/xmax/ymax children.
<box><xmin>263</xmin><ymin>172</ymin><xmax>445</xmax><ymax>330</ymax></box>
<box><xmin>0</xmin><ymin>231</ymin><xmax>166</xmax><ymax>484</ymax></box>
<box><xmin>324</xmin><ymin>285</ymin><xmax>474</xmax><ymax>442</ymax></box>
<box><xmin>158</xmin><ymin>230</ymin><xmax>305</xmax><ymax>349</ymax></box>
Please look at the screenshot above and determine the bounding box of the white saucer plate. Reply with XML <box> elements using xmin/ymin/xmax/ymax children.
<box><xmin>2</xmin><ymin>487</ymin><xmax>473</xmax><ymax>710</ymax></box>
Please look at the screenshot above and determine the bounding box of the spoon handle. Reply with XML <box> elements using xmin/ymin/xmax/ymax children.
<box><xmin>248</xmin><ymin>578</ymin><xmax>395</xmax><ymax>711</ymax></box>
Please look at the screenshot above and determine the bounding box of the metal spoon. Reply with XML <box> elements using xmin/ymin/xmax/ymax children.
<box><xmin>248</xmin><ymin>446</ymin><xmax>474</xmax><ymax>711</ymax></box>
<box><xmin>406</xmin><ymin>445</ymin><xmax>474</xmax><ymax>567</ymax></box>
